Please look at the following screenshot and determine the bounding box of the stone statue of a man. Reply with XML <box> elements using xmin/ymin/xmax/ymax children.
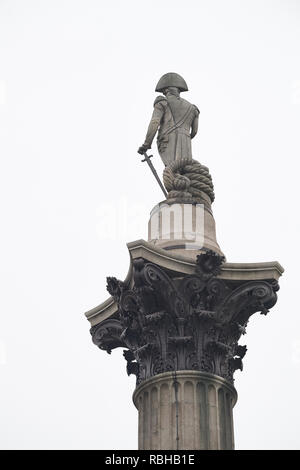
<box><xmin>138</xmin><ymin>73</ymin><xmax>199</xmax><ymax>167</ymax></box>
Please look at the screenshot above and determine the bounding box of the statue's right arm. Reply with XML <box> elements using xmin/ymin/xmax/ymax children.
<box><xmin>143</xmin><ymin>103</ymin><xmax>165</xmax><ymax>149</ymax></box>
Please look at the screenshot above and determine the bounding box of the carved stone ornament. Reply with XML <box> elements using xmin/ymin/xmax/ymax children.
<box><xmin>90</xmin><ymin>252</ymin><xmax>279</xmax><ymax>385</ymax></box>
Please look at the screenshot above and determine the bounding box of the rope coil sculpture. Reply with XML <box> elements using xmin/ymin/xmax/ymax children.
<box><xmin>163</xmin><ymin>158</ymin><xmax>215</xmax><ymax>203</ymax></box>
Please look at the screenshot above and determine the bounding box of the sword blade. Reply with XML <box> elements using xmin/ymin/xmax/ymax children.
<box><xmin>142</xmin><ymin>153</ymin><xmax>168</xmax><ymax>198</ymax></box>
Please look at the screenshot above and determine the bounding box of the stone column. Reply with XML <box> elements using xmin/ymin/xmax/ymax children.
<box><xmin>133</xmin><ymin>370</ymin><xmax>237</xmax><ymax>450</ymax></box>
<box><xmin>87</xmin><ymin>243</ymin><xmax>283</xmax><ymax>450</ymax></box>
<box><xmin>84</xmin><ymin>79</ymin><xmax>284</xmax><ymax>450</ymax></box>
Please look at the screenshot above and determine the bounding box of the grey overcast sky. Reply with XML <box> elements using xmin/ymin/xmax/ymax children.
<box><xmin>0</xmin><ymin>0</ymin><xmax>300</xmax><ymax>449</ymax></box>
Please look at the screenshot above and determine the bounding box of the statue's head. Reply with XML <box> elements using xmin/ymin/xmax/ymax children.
<box><xmin>155</xmin><ymin>72</ymin><xmax>188</xmax><ymax>93</ymax></box>
<box><xmin>163</xmin><ymin>86</ymin><xmax>180</xmax><ymax>97</ymax></box>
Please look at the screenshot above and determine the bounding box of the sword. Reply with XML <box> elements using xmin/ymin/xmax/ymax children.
<box><xmin>141</xmin><ymin>152</ymin><xmax>168</xmax><ymax>198</ymax></box>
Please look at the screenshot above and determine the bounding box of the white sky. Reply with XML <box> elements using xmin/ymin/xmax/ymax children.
<box><xmin>0</xmin><ymin>0</ymin><xmax>299</xmax><ymax>450</ymax></box>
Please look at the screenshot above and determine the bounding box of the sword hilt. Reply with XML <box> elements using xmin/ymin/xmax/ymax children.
<box><xmin>141</xmin><ymin>152</ymin><xmax>153</xmax><ymax>163</ymax></box>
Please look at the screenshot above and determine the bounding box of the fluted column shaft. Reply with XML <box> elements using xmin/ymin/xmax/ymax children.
<box><xmin>133</xmin><ymin>370</ymin><xmax>237</xmax><ymax>450</ymax></box>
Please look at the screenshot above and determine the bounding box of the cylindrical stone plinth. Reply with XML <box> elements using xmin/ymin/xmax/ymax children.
<box><xmin>148</xmin><ymin>201</ymin><xmax>224</xmax><ymax>258</ymax></box>
<box><xmin>133</xmin><ymin>371</ymin><xmax>237</xmax><ymax>450</ymax></box>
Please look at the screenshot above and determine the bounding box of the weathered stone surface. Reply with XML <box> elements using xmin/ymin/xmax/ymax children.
<box><xmin>155</xmin><ymin>73</ymin><xmax>189</xmax><ymax>93</ymax></box>
<box><xmin>163</xmin><ymin>158</ymin><xmax>215</xmax><ymax>203</ymax></box>
<box><xmin>85</xmin><ymin>239</ymin><xmax>284</xmax><ymax>327</ymax></box>
<box><xmin>133</xmin><ymin>370</ymin><xmax>237</xmax><ymax>450</ymax></box>
<box><xmin>138</xmin><ymin>73</ymin><xmax>199</xmax><ymax>166</ymax></box>
<box><xmin>148</xmin><ymin>201</ymin><xmax>223</xmax><ymax>257</ymax></box>
<box><xmin>138</xmin><ymin>74</ymin><xmax>216</xmax><ymax>204</ymax></box>
<box><xmin>90</xmin><ymin>250</ymin><xmax>280</xmax><ymax>385</ymax></box>
<box><xmin>85</xmin><ymin>71</ymin><xmax>285</xmax><ymax>451</ymax></box>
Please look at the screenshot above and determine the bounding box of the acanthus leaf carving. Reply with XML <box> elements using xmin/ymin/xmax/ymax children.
<box><xmin>91</xmin><ymin>255</ymin><xmax>279</xmax><ymax>385</ymax></box>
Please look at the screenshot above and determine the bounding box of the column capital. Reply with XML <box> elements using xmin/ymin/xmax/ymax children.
<box><xmin>90</xmin><ymin>250</ymin><xmax>280</xmax><ymax>385</ymax></box>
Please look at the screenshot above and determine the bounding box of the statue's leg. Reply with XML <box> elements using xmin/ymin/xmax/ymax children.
<box><xmin>186</xmin><ymin>135</ymin><xmax>192</xmax><ymax>159</ymax></box>
<box><xmin>175</xmin><ymin>134</ymin><xmax>192</xmax><ymax>161</ymax></box>
<box><xmin>158</xmin><ymin>133</ymin><xmax>176</xmax><ymax>167</ymax></box>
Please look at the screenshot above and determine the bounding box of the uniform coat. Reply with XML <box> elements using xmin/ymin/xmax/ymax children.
<box><xmin>143</xmin><ymin>92</ymin><xmax>199</xmax><ymax>167</ymax></box>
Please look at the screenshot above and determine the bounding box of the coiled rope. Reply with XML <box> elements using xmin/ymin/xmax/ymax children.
<box><xmin>163</xmin><ymin>158</ymin><xmax>215</xmax><ymax>202</ymax></box>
